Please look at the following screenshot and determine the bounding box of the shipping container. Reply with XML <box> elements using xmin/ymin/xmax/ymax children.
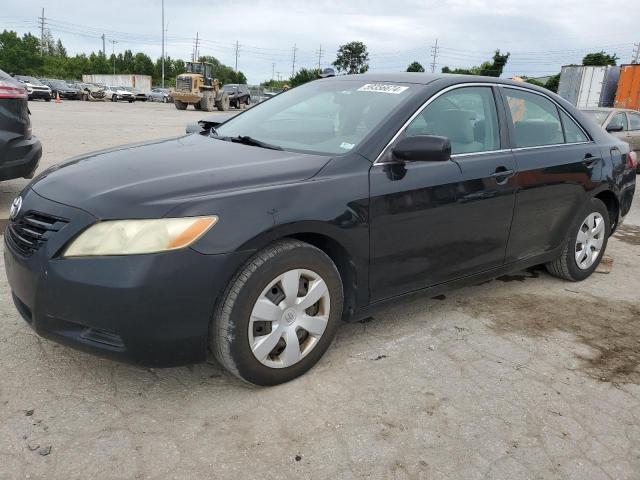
<box><xmin>81</xmin><ymin>74</ymin><xmax>152</xmax><ymax>93</ymax></box>
<box><xmin>557</xmin><ymin>65</ymin><xmax>620</xmax><ymax>108</ymax></box>
<box><xmin>614</xmin><ymin>64</ymin><xmax>640</xmax><ymax>110</ymax></box>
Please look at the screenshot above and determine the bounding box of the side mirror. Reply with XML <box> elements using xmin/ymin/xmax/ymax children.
<box><xmin>392</xmin><ymin>135</ymin><xmax>451</xmax><ymax>162</ymax></box>
<box><xmin>606</xmin><ymin>124</ymin><xmax>624</xmax><ymax>133</ymax></box>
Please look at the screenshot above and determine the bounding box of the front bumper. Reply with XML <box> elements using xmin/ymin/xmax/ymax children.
<box><xmin>28</xmin><ymin>90</ymin><xmax>51</xmax><ymax>100</ymax></box>
<box><xmin>0</xmin><ymin>135</ymin><xmax>41</xmax><ymax>181</ymax></box>
<box><xmin>4</xmin><ymin>188</ymin><xmax>252</xmax><ymax>367</ymax></box>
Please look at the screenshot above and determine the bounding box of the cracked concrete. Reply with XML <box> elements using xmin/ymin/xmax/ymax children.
<box><xmin>1</xmin><ymin>101</ymin><xmax>639</xmax><ymax>479</ymax></box>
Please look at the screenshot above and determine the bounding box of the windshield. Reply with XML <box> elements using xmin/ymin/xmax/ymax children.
<box><xmin>16</xmin><ymin>76</ymin><xmax>44</xmax><ymax>86</ymax></box>
<box><xmin>584</xmin><ymin>110</ymin><xmax>610</xmax><ymax>126</ymax></box>
<box><xmin>215</xmin><ymin>80</ymin><xmax>416</xmax><ymax>155</ymax></box>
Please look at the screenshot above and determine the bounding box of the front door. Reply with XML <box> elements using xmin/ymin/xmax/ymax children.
<box><xmin>369</xmin><ymin>85</ymin><xmax>517</xmax><ymax>301</ymax></box>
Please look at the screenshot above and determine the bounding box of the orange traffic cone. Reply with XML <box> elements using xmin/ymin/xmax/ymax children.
<box><xmin>55</xmin><ymin>92</ymin><xmax>61</xmax><ymax>103</ymax></box>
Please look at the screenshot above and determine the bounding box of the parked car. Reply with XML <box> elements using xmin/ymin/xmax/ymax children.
<box><xmin>102</xmin><ymin>85</ymin><xmax>135</xmax><ymax>102</ymax></box>
<box><xmin>40</xmin><ymin>79</ymin><xmax>82</xmax><ymax>100</ymax></box>
<box><xmin>147</xmin><ymin>87</ymin><xmax>172</xmax><ymax>103</ymax></box>
<box><xmin>583</xmin><ymin>107</ymin><xmax>640</xmax><ymax>172</ymax></box>
<box><xmin>223</xmin><ymin>83</ymin><xmax>251</xmax><ymax>108</ymax></box>
<box><xmin>0</xmin><ymin>69</ymin><xmax>41</xmax><ymax>180</ymax></box>
<box><xmin>13</xmin><ymin>75</ymin><xmax>51</xmax><ymax>101</ymax></box>
<box><xmin>4</xmin><ymin>74</ymin><xmax>636</xmax><ymax>386</ymax></box>
<box><xmin>122</xmin><ymin>86</ymin><xmax>147</xmax><ymax>102</ymax></box>
<box><xmin>70</xmin><ymin>82</ymin><xmax>106</xmax><ymax>101</ymax></box>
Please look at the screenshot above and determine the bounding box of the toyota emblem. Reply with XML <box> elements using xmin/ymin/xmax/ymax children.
<box><xmin>9</xmin><ymin>196</ymin><xmax>22</xmax><ymax>220</ymax></box>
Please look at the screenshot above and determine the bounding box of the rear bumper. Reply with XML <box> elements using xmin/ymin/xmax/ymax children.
<box><xmin>0</xmin><ymin>135</ymin><xmax>41</xmax><ymax>180</ymax></box>
<box><xmin>4</xmin><ymin>188</ymin><xmax>252</xmax><ymax>367</ymax></box>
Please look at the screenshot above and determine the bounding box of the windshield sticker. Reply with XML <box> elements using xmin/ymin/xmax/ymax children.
<box><xmin>340</xmin><ymin>142</ymin><xmax>355</xmax><ymax>150</ymax></box>
<box><xmin>357</xmin><ymin>84</ymin><xmax>409</xmax><ymax>94</ymax></box>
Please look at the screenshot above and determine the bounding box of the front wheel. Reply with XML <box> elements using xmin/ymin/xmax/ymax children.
<box><xmin>545</xmin><ymin>198</ymin><xmax>610</xmax><ymax>281</ymax></box>
<box><xmin>174</xmin><ymin>100</ymin><xmax>187</xmax><ymax>110</ymax></box>
<box><xmin>211</xmin><ymin>239</ymin><xmax>343</xmax><ymax>386</ymax></box>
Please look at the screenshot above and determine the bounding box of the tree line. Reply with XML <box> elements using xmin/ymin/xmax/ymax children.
<box><xmin>0</xmin><ymin>30</ymin><xmax>247</xmax><ymax>86</ymax></box>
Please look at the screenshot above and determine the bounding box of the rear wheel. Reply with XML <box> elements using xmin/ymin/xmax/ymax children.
<box><xmin>545</xmin><ymin>198</ymin><xmax>610</xmax><ymax>281</ymax></box>
<box><xmin>174</xmin><ymin>100</ymin><xmax>187</xmax><ymax>110</ymax></box>
<box><xmin>211</xmin><ymin>239</ymin><xmax>343</xmax><ymax>386</ymax></box>
<box><xmin>111</xmin><ymin>95</ymin><xmax>117</xmax><ymax>102</ymax></box>
<box><xmin>215</xmin><ymin>92</ymin><xmax>230</xmax><ymax>111</ymax></box>
<box><xmin>162</xmin><ymin>96</ymin><xmax>168</xmax><ymax>103</ymax></box>
<box><xmin>200</xmin><ymin>90</ymin><xmax>215</xmax><ymax>112</ymax></box>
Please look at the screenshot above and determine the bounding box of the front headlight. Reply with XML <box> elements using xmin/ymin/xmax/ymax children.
<box><xmin>63</xmin><ymin>216</ymin><xmax>218</xmax><ymax>257</ymax></box>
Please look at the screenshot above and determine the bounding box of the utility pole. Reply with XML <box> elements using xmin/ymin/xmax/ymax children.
<box><xmin>110</xmin><ymin>40</ymin><xmax>118</xmax><ymax>75</ymax></box>
<box><xmin>234</xmin><ymin>40</ymin><xmax>240</xmax><ymax>72</ymax></box>
<box><xmin>291</xmin><ymin>44</ymin><xmax>298</xmax><ymax>78</ymax></box>
<box><xmin>38</xmin><ymin>8</ymin><xmax>45</xmax><ymax>55</ymax></box>
<box><xmin>276</xmin><ymin>71</ymin><xmax>282</xmax><ymax>82</ymax></box>
<box><xmin>633</xmin><ymin>43</ymin><xmax>640</xmax><ymax>64</ymax></box>
<box><xmin>192</xmin><ymin>32</ymin><xmax>200</xmax><ymax>62</ymax></box>
<box><xmin>272</xmin><ymin>62</ymin><xmax>275</xmax><ymax>80</ymax></box>
<box><xmin>161</xmin><ymin>0</ymin><xmax>165</xmax><ymax>87</ymax></box>
<box><xmin>101</xmin><ymin>34</ymin><xmax>106</xmax><ymax>56</ymax></box>
<box><xmin>316</xmin><ymin>44</ymin><xmax>323</xmax><ymax>70</ymax></box>
<box><xmin>430</xmin><ymin>39</ymin><xmax>439</xmax><ymax>73</ymax></box>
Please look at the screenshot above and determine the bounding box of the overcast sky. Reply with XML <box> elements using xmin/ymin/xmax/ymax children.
<box><xmin>1</xmin><ymin>0</ymin><xmax>638</xmax><ymax>84</ymax></box>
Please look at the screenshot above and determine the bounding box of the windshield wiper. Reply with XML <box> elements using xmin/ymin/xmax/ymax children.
<box><xmin>209</xmin><ymin>132</ymin><xmax>283</xmax><ymax>150</ymax></box>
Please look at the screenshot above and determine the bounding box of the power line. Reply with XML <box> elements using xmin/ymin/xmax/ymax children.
<box><xmin>38</xmin><ymin>8</ymin><xmax>45</xmax><ymax>55</ymax></box>
<box><xmin>109</xmin><ymin>39</ymin><xmax>118</xmax><ymax>74</ymax></box>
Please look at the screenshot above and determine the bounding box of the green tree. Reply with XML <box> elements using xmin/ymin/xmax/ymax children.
<box><xmin>544</xmin><ymin>74</ymin><xmax>560</xmax><ymax>93</ymax></box>
<box><xmin>55</xmin><ymin>39</ymin><xmax>67</xmax><ymax>58</ymax></box>
<box><xmin>289</xmin><ymin>68</ymin><xmax>320</xmax><ymax>87</ymax></box>
<box><xmin>525</xmin><ymin>78</ymin><xmax>545</xmax><ymax>87</ymax></box>
<box><xmin>442</xmin><ymin>50</ymin><xmax>509</xmax><ymax>77</ymax></box>
<box><xmin>133</xmin><ymin>52</ymin><xmax>154</xmax><ymax>76</ymax></box>
<box><xmin>406</xmin><ymin>61</ymin><xmax>425</xmax><ymax>72</ymax></box>
<box><xmin>333</xmin><ymin>41</ymin><xmax>369</xmax><ymax>74</ymax></box>
<box><xmin>0</xmin><ymin>31</ymin><xmax>43</xmax><ymax>75</ymax></box>
<box><xmin>582</xmin><ymin>51</ymin><xmax>618</xmax><ymax>66</ymax></box>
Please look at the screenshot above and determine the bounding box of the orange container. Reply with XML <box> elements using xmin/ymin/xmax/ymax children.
<box><xmin>614</xmin><ymin>64</ymin><xmax>640</xmax><ymax>110</ymax></box>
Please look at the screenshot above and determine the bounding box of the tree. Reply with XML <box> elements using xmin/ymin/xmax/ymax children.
<box><xmin>290</xmin><ymin>68</ymin><xmax>320</xmax><ymax>87</ymax></box>
<box><xmin>333</xmin><ymin>41</ymin><xmax>369</xmax><ymax>74</ymax></box>
<box><xmin>582</xmin><ymin>51</ymin><xmax>618</xmax><ymax>66</ymax></box>
<box><xmin>406</xmin><ymin>61</ymin><xmax>425</xmax><ymax>73</ymax></box>
<box><xmin>525</xmin><ymin>78</ymin><xmax>545</xmax><ymax>87</ymax></box>
<box><xmin>55</xmin><ymin>39</ymin><xmax>67</xmax><ymax>58</ymax></box>
<box><xmin>442</xmin><ymin>49</ymin><xmax>509</xmax><ymax>77</ymax></box>
<box><xmin>545</xmin><ymin>74</ymin><xmax>560</xmax><ymax>93</ymax></box>
<box><xmin>0</xmin><ymin>31</ymin><xmax>43</xmax><ymax>75</ymax></box>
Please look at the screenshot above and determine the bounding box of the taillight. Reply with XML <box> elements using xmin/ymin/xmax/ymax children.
<box><xmin>0</xmin><ymin>80</ymin><xmax>28</xmax><ymax>99</ymax></box>
<box><xmin>628</xmin><ymin>151</ymin><xmax>638</xmax><ymax>170</ymax></box>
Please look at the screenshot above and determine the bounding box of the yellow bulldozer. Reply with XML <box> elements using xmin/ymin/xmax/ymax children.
<box><xmin>170</xmin><ymin>61</ymin><xmax>230</xmax><ymax>111</ymax></box>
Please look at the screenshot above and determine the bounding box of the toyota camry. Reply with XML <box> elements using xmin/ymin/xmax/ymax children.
<box><xmin>4</xmin><ymin>73</ymin><xmax>636</xmax><ymax>385</ymax></box>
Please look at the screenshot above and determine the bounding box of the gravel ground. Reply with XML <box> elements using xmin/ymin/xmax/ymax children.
<box><xmin>1</xmin><ymin>100</ymin><xmax>639</xmax><ymax>480</ymax></box>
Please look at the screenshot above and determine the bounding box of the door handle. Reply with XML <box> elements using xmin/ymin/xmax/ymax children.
<box><xmin>490</xmin><ymin>167</ymin><xmax>514</xmax><ymax>183</ymax></box>
<box><xmin>582</xmin><ymin>154</ymin><xmax>601</xmax><ymax>168</ymax></box>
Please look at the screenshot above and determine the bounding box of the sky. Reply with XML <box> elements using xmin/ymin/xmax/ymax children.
<box><xmin>1</xmin><ymin>0</ymin><xmax>638</xmax><ymax>84</ymax></box>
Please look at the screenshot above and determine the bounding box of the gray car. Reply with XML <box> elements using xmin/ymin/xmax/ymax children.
<box><xmin>583</xmin><ymin>108</ymin><xmax>640</xmax><ymax>172</ymax></box>
<box><xmin>147</xmin><ymin>88</ymin><xmax>172</xmax><ymax>103</ymax></box>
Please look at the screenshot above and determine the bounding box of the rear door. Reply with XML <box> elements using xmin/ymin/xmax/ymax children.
<box><xmin>499</xmin><ymin>87</ymin><xmax>597</xmax><ymax>262</ymax></box>
<box><xmin>626</xmin><ymin>111</ymin><xmax>640</xmax><ymax>153</ymax></box>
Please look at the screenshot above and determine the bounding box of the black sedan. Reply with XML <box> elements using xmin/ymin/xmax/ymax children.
<box><xmin>4</xmin><ymin>74</ymin><xmax>636</xmax><ymax>385</ymax></box>
<box><xmin>0</xmin><ymin>69</ymin><xmax>41</xmax><ymax>181</ymax></box>
<box><xmin>41</xmin><ymin>79</ymin><xmax>82</xmax><ymax>100</ymax></box>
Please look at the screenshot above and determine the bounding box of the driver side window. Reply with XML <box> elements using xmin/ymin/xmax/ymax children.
<box><xmin>404</xmin><ymin>87</ymin><xmax>500</xmax><ymax>155</ymax></box>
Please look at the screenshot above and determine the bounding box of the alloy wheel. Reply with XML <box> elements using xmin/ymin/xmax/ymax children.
<box><xmin>575</xmin><ymin>212</ymin><xmax>605</xmax><ymax>270</ymax></box>
<box><xmin>248</xmin><ymin>269</ymin><xmax>330</xmax><ymax>368</ymax></box>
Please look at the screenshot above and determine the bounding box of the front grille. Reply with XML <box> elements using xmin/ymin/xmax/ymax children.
<box><xmin>6</xmin><ymin>211</ymin><xmax>68</xmax><ymax>257</ymax></box>
<box><xmin>176</xmin><ymin>76</ymin><xmax>192</xmax><ymax>92</ymax></box>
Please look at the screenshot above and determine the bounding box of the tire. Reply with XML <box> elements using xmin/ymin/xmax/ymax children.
<box><xmin>200</xmin><ymin>91</ymin><xmax>215</xmax><ymax>112</ymax></box>
<box><xmin>174</xmin><ymin>100</ymin><xmax>187</xmax><ymax>110</ymax></box>
<box><xmin>163</xmin><ymin>96</ymin><xmax>168</xmax><ymax>103</ymax></box>
<box><xmin>215</xmin><ymin>92</ymin><xmax>230</xmax><ymax>111</ymax></box>
<box><xmin>111</xmin><ymin>95</ymin><xmax>117</xmax><ymax>102</ymax></box>
<box><xmin>245</xmin><ymin>96</ymin><xmax>250</xmax><ymax>106</ymax></box>
<box><xmin>545</xmin><ymin>198</ymin><xmax>610</xmax><ymax>281</ymax></box>
<box><xmin>211</xmin><ymin>239</ymin><xmax>344</xmax><ymax>386</ymax></box>
<box><xmin>129</xmin><ymin>99</ymin><xmax>134</xmax><ymax>103</ymax></box>
<box><xmin>82</xmin><ymin>93</ymin><xmax>89</xmax><ymax>101</ymax></box>
<box><xmin>45</xmin><ymin>97</ymin><xmax>51</xmax><ymax>102</ymax></box>
<box><xmin>194</xmin><ymin>102</ymin><xmax>202</xmax><ymax>111</ymax></box>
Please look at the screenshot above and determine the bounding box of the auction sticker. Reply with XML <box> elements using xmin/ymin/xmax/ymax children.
<box><xmin>358</xmin><ymin>84</ymin><xmax>409</xmax><ymax>94</ymax></box>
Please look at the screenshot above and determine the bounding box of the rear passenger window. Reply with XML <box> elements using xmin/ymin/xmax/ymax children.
<box><xmin>404</xmin><ymin>86</ymin><xmax>500</xmax><ymax>155</ymax></box>
<box><xmin>559</xmin><ymin>110</ymin><xmax>589</xmax><ymax>143</ymax></box>
<box><xmin>629</xmin><ymin>113</ymin><xmax>640</xmax><ymax>130</ymax></box>
<box><xmin>504</xmin><ymin>89</ymin><xmax>563</xmax><ymax>148</ymax></box>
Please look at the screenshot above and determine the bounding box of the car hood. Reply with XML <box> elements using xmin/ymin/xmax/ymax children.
<box><xmin>30</xmin><ymin>133</ymin><xmax>331</xmax><ymax>219</ymax></box>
